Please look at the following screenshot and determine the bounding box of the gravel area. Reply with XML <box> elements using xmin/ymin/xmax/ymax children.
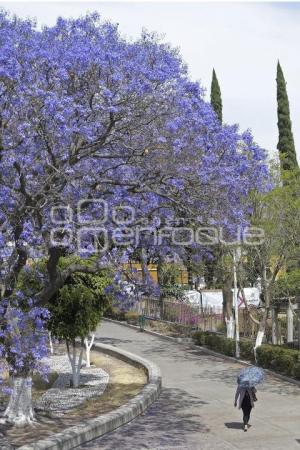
<box><xmin>35</xmin><ymin>355</ymin><xmax>109</xmax><ymax>413</ymax></box>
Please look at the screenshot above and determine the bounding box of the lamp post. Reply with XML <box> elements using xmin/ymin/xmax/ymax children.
<box><xmin>233</xmin><ymin>248</ymin><xmax>240</xmax><ymax>358</ymax></box>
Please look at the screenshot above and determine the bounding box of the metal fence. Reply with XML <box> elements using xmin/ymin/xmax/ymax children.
<box><xmin>142</xmin><ymin>298</ymin><xmax>234</xmax><ymax>333</ymax></box>
<box><xmin>141</xmin><ymin>298</ymin><xmax>259</xmax><ymax>339</ymax></box>
<box><xmin>142</xmin><ymin>297</ymin><xmax>201</xmax><ymax>327</ymax></box>
<box><xmin>141</xmin><ymin>297</ymin><xmax>299</xmax><ymax>346</ymax></box>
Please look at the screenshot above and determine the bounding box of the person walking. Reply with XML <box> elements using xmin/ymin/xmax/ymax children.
<box><xmin>234</xmin><ymin>384</ymin><xmax>257</xmax><ymax>431</ymax></box>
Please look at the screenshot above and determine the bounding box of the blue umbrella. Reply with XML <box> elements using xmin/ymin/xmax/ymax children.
<box><xmin>238</xmin><ymin>366</ymin><xmax>265</xmax><ymax>388</ymax></box>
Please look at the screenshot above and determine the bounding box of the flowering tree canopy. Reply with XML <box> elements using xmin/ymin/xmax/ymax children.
<box><xmin>0</xmin><ymin>12</ymin><xmax>268</xmax><ymax>298</ymax></box>
<box><xmin>0</xmin><ymin>11</ymin><xmax>269</xmax><ymax>424</ymax></box>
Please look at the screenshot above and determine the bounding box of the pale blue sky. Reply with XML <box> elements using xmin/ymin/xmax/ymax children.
<box><xmin>1</xmin><ymin>2</ymin><xmax>300</xmax><ymax>160</ymax></box>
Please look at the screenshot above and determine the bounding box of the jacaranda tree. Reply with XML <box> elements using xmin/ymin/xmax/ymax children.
<box><xmin>0</xmin><ymin>11</ymin><xmax>268</xmax><ymax>425</ymax></box>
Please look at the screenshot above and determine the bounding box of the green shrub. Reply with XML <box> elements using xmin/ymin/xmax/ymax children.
<box><xmin>240</xmin><ymin>340</ymin><xmax>255</xmax><ymax>362</ymax></box>
<box><xmin>221</xmin><ymin>337</ymin><xmax>235</xmax><ymax>357</ymax></box>
<box><xmin>193</xmin><ymin>330</ymin><xmax>206</xmax><ymax>346</ymax></box>
<box><xmin>216</xmin><ymin>322</ymin><xmax>227</xmax><ymax>334</ymax></box>
<box><xmin>193</xmin><ymin>331</ymin><xmax>235</xmax><ymax>357</ymax></box>
<box><xmin>256</xmin><ymin>344</ymin><xmax>300</xmax><ymax>379</ymax></box>
<box><xmin>206</xmin><ymin>333</ymin><xmax>235</xmax><ymax>356</ymax></box>
<box><xmin>193</xmin><ymin>332</ymin><xmax>254</xmax><ymax>362</ymax></box>
<box><xmin>256</xmin><ymin>345</ymin><xmax>274</xmax><ymax>368</ymax></box>
<box><xmin>294</xmin><ymin>363</ymin><xmax>300</xmax><ymax>379</ymax></box>
<box><xmin>192</xmin><ymin>332</ymin><xmax>300</xmax><ymax>380</ymax></box>
<box><xmin>273</xmin><ymin>353</ymin><xmax>294</xmax><ymax>376</ymax></box>
<box><xmin>204</xmin><ymin>333</ymin><xmax>219</xmax><ymax>350</ymax></box>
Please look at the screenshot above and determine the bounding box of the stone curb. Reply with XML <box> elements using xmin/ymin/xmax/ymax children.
<box><xmin>104</xmin><ymin>318</ymin><xmax>300</xmax><ymax>388</ymax></box>
<box><xmin>19</xmin><ymin>343</ymin><xmax>162</xmax><ymax>450</ymax></box>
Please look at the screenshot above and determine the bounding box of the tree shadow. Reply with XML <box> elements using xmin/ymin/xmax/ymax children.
<box><xmin>81</xmin><ymin>386</ymin><xmax>209</xmax><ymax>449</ymax></box>
<box><xmin>0</xmin><ymin>381</ymin><xmax>146</xmax><ymax>448</ymax></box>
<box><xmin>140</xmin><ymin>343</ymin><xmax>213</xmax><ymax>362</ymax></box>
<box><xmin>186</xmin><ymin>349</ymin><xmax>300</xmax><ymax>397</ymax></box>
<box><xmin>94</xmin><ymin>337</ymin><xmax>133</xmax><ymax>345</ymax></box>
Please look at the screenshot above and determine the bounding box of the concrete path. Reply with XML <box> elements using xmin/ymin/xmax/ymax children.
<box><xmin>79</xmin><ymin>321</ymin><xmax>300</xmax><ymax>450</ymax></box>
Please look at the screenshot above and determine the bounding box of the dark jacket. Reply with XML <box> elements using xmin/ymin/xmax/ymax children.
<box><xmin>235</xmin><ymin>386</ymin><xmax>257</xmax><ymax>409</ymax></box>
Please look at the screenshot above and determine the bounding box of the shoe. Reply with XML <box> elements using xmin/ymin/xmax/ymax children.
<box><xmin>244</xmin><ymin>425</ymin><xmax>248</xmax><ymax>432</ymax></box>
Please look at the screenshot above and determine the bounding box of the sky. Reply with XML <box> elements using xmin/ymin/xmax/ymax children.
<box><xmin>1</xmin><ymin>1</ymin><xmax>300</xmax><ymax>160</ymax></box>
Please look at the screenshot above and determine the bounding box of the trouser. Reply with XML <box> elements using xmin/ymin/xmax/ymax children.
<box><xmin>242</xmin><ymin>406</ymin><xmax>252</xmax><ymax>425</ymax></box>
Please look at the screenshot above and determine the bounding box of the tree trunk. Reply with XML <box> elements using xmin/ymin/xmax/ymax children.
<box><xmin>223</xmin><ymin>273</ymin><xmax>234</xmax><ymax>338</ymax></box>
<box><xmin>157</xmin><ymin>258</ymin><xmax>165</xmax><ymax>319</ymax></box>
<box><xmin>84</xmin><ymin>334</ymin><xmax>95</xmax><ymax>368</ymax></box>
<box><xmin>204</xmin><ymin>258</ymin><xmax>215</xmax><ymax>288</ymax></box>
<box><xmin>287</xmin><ymin>301</ymin><xmax>294</xmax><ymax>343</ymax></box>
<box><xmin>225</xmin><ymin>316</ymin><xmax>235</xmax><ymax>339</ymax></box>
<box><xmin>271</xmin><ymin>308</ymin><xmax>278</xmax><ymax>345</ymax></box>
<box><xmin>186</xmin><ymin>250</ymin><xmax>194</xmax><ymax>289</ymax></box>
<box><xmin>255</xmin><ymin>326</ymin><xmax>265</xmax><ymax>349</ymax></box>
<box><xmin>140</xmin><ymin>247</ymin><xmax>149</xmax><ymax>284</ymax></box>
<box><xmin>49</xmin><ymin>331</ymin><xmax>54</xmax><ymax>355</ymax></box>
<box><xmin>254</xmin><ymin>311</ymin><xmax>268</xmax><ymax>358</ymax></box>
<box><xmin>2</xmin><ymin>377</ymin><xmax>34</xmax><ymax>426</ymax></box>
<box><xmin>254</xmin><ymin>266</ymin><xmax>270</xmax><ymax>358</ymax></box>
<box><xmin>66</xmin><ymin>339</ymin><xmax>84</xmax><ymax>388</ymax></box>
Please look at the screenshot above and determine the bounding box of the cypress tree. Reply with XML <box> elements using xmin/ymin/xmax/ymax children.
<box><xmin>276</xmin><ymin>61</ymin><xmax>298</xmax><ymax>171</ymax></box>
<box><xmin>210</xmin><ymin>68</ymin><xmax>222</xmax><ymax>123</ymax></box>
<box><xmin>208</xmin><ymin>69</ymin><xmax>223</xmax><ymax>288</ymax></box>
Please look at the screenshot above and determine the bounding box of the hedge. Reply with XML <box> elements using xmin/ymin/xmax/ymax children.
<box><xmin>193</xmin><ymin>330</ymin><xmax>255</xmax><ymax>361</ymax></box>
<box><xmin>193</xmin><ymin>330</ymin><xmax>300</xmax><ymax>380</ymax></box>
<box><xmin>256</xmin><ymin>344</ymin><xmax>300</xmax><ymax>379</ymax></box>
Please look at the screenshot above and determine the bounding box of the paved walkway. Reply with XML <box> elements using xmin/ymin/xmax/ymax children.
<box><xmin>79</xmin><ymin>321</ymin><xmax>300</xmax><ymax>450</ymax></box>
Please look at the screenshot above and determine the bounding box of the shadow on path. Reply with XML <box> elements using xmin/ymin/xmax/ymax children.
<box><xmin>186</xmin><ymin>349</ymin><xmax>300</xmax><ymax>397</ymax></box>
<box><xmin>224</xmin><ymin>422</ymin><xmax>249</xmax><ymax>430</ymax></box>
<box><xmin>94</xmin><ymin>337</ymin><xmax>133</xmax><ymax>345</ymax></box>
<box><xmin>81</xmin><ymin>386</ymin><xmax>209</xmax><ymax>449</ymax></box>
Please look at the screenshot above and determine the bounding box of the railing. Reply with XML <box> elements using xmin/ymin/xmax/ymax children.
<box><xmin>142</xmin><ymin>298</ymin><xmax>223</xmax><ymax>331</ymax></box>
<box><xmin>142</xmin><ymin>297</ymin><xmax>200</xmax><ymax>326</ymax></box>
<box><xmin>142</xmin><ymin>297</ymin><xmax>261</xmax><ymax>338</ymax></box>
<box><xmin>141</xmin><ymin>297</ymin><xmax>299</xmax><ymax>346</ymax></box>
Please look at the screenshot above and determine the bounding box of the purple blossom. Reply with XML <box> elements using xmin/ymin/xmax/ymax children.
<box><xmin>0</xmin><ymin>11</ymin><xmax>269</xmax><ymax>388</ymax></box>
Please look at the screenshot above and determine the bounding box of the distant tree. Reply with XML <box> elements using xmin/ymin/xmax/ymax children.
<box><xmin>243</xmin><ymin>170</ymin><xmax>300</xmax><ymax>351</ymax></box>
<box><xmin>276</xmin><ymin>61</ymin><xmax>298</xmax><ymax>172</ymax></box>
<box><xmin>157</xmin><ymin>262</ymin><xmax>184</xmax><ymax>300</ymax></box>
<box><xmin>273</xmin><ymin>268</ymin><xmax>300</xmax><ymax>298</ymax></box>
<box><xmin>206</xmin><ymin>68</ymin><xmax>223</xmax><ymax>294</ymax></box>
<box><xmin>210</xmin><ymin>68</ymin><xmax>222</xmax><ymax>123</ymax></box>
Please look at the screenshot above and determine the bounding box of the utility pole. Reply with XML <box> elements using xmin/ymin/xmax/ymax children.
<box><xmin>233</xmin><ymin>248</ymin><xmax>240</xmax><ymax>358</ymax></box>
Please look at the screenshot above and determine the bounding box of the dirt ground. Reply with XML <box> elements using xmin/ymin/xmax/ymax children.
<box><xmin>145</xmin><ymin>318</ymin><xmax>194</xmax><ymax>337</ymax></box>
<box><xmin>0</xmin><ymin>348</ymin><xmax>147</xmax><ymax>449</ymax></box>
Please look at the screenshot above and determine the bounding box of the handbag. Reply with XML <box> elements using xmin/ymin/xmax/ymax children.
<box><xmin>251</xmin><ymin>388</ymin><xmax>257</xmax><ymax>402</ymax></box>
